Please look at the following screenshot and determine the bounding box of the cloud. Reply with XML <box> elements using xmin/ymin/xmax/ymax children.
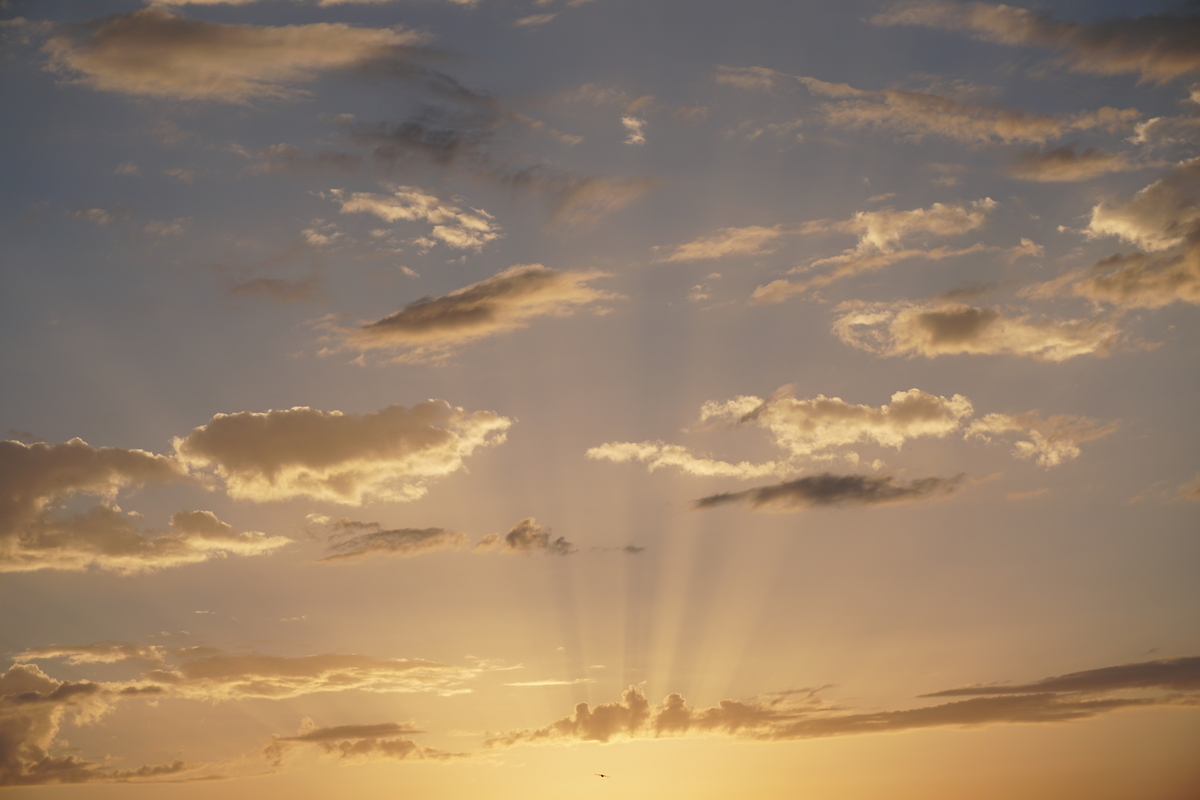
<box><xmin>1024</xmin><ymin>158</ymin><xmax>1200</xmax><ymax>309</ymax></box>
<box><xmin>226</xmin><ymin>276</ymin><xmax>323</xmax><ymax>304</ymax></box>
<box><xmin>0</xmin><ymin>439</ymin><xmax>279</xmax><ymax>574</ymax></box>
<box><xmin>1009</xmin><ymin>146</ymin><xmax>1137</xmax><ymax>182</ymax></box>
<box><xmin>320</xmin><ymin>519</ymin><xmax>467</xmax><ymax>561</ymax></box>
<box><xmin>700</xmin><ymin>387</ymin><xmax>974</xmax><ymax>458</ymax></box>
<box><xmin>872</xmin><ymin>2</ymin><xmax>1200</xmax><ymax>84</ymax></box>
<box><xmin>321</xmin><ymin>264</ymin><xmax>617</xmax><ymax>364</ymax></box>
<box><xmin>590</xmin><ymin>387</ymin><xmax>1109</xmax><ymax>480</ymax></box>
<box><xmin>622</xmin><ymin>116</ymin><xmax>646</xmax><ymax>145</ymax></box>
<box><xmin>332</xmin><ymin>186</ymin><xmax>500</xmax><ymax>250</ymax></box>
<box><xmin>474</xmin><ymin>518</ymin><xmax>574</xmax><ymax>555</ymax></box>
<box><xmin>664</xmin><ymin>199</ymin><xmax>1001</xmax><ymax>288</ymax></box>
<box><xmin>264</xmin><ymin>718</ymin><xmax>461</xmax><ymax>767</ymax></box>
<box><xmin>587</xmin><ymin>387</ymin><xmax>967</xmax><ymax>477</ymax></box>
<box><xmin>515</xmin><ymin>14</ymin><xmax>557</xmax><ymax>28</ymax></box>
<box><xmin>832</xmin><ymin>300</ymin><xmax>1121</xmax><ymax>361</ymax></box>
<box><xmin>43</xmin><ymin>8</ymin><xmax>428</xmax><ymax>103</ymax></box>
<box><xmin>19</xmin><ymin>645</ymin><xmax>480</xmax><ymax>702</ymax></box>
<box><xmin>173</xmin><ymin>401</ymin><xmax>511</xmax><ymax>504</ymax></box>
<box><xmin>657</xmin><ymin>225</ymin><xmax>788</xmax><ymax>262</ymax></box>
<box><xmin>247</xmin><ymin>143</ymin><xmax>363</xmax><ymax>175</ymax></box>
<box><xmin>0</xmin><ymin>663</ymin><xmax>187</xmax><ymax>786</ymax></box>
<box><xmin>693</xmin><ymin>473</ymin><xmax>964</xmax><ymax>511</ymax></box>
<box><xmin>967</xmin><ymin>412</ymin><xmax>1117</xmax><ymax>467</ymax></box>
<box><xmin>584</xmin><ymin>441</ymin><xmax>788</xmax><ymax>480</ymax></box>
<box><xmin>487</xmin><ymin>655</ymin><xmax>1200</xmax><ymax>747</ymax></box>
<box><xmin>720</xmin><ymin>67</ymin><xmax>1142</xmax><ymax>145</ymax></box>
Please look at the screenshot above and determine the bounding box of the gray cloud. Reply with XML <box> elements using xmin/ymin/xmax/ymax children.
<box><xmin>322</xmin><ymin>265</ymin><xmax>616</xmax><ymax>364</ymax></box>
<box><xmin>474</xmin><ymin>517</ymin><xmax>575</xmax><ymax>555</ymax></box>
<box><xmin>263</xmin><ymin>718</ymin><xmax>463</xmax><ymax>767</ymax></box>
<box><xmin>487</xmin><ymin>655</ymin><xmax>1200</xmax><ymax>748</ymax></box>
<box><xmin>873</xmin><ymin>2</ymin><xmax>1200</xmax><ymax>84</ymax></box>
<box><xmin>694</xmin><ymin>473</ymin><xmax>964</xmax><ymax>511</ymax></box>
<box><xmin>320</xmin><ymin>519</ymin><xmax>467</xmax><ymax>562</ymax></box>
<box><xmin>225</xmin><ymin>276</ymin><xmax>323</xmax><ymax>304</ymax></box>
<box><xmin>173</xmin><ymin>401</ymin><xmax>511</xmax><ymax>504</ymax></box>
<box><xmin>43</xmin><ymin>8</ymin><xmax>429</xmax><ymax>103</ymax></box>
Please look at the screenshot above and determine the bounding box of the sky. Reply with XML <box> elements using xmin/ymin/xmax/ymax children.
<box><xmin>1</xmin><ymin>0</ymin><xmax>1199</xmax><ymax>797</ymax></box>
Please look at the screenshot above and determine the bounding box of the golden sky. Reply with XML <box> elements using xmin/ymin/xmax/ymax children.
<box><xmin>1</xmin><ymin>0</ymin><xmax>1199</xmax><ymax>797</ymax></box>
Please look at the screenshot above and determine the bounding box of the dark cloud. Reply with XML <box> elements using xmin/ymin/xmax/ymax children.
<box><xmin>320</xmin><ymin>519</ymin><xmax>467</xmax><ymax>562</ymax></box>
<box><xmin>924</xmin><ymin>655</ymin><xmax>1200</xmax><ymax>697</ymax></box>
<box><xmin>474</xmin><ymin>517</ymin><xmax>575</xmax><ymax>555</ymax></box>
<box><xmin>874</xmin><ymin>2</ymin><xmax>1200</xmax><ymax>84</ymax></box>
<box><xmin>694</xmin><ymin>473</ymin><xmax>963</xmax><ymax>511</ymax></box>
<box><xmin>264</xmin><ymin>718</ymin><xmax>462</xmax><ymax>767</ymax></box>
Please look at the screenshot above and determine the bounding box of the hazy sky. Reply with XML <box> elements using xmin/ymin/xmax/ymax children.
<box><xmin>1</xmin><ymin>0</ymin><xmax>1199</xmax><ymax>797</ymax></box>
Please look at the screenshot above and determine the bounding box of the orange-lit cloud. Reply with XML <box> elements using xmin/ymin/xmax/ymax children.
<box><xmin>174</xmin><ymin>401</ymin><xmax>511</xmax><ymax>504</ymax></box>
<box><xmin>322</xmin><ymin>265</ymin><xmax>617</xmax><ymax>364</ymax></box>
<box><xmin>332</xmin><ymin>186</ymin><xmax>501</xmax><ymax>251</ymax></box>
<box><xmin>832</xmin><ymin>300</ymin><xmax>1121</xmax><ymax>360</ymax></box>
<box><xmin>474</xmin><ymin>517</ymin><xmax>575</xmax><ymax>555</ymax></box>
<box><xmin>44</xmin><ymin>8</ymin><xmax>428</xmax><ymax>102</ymax></box>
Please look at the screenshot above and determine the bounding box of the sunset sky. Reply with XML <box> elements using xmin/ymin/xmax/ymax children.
<box><xmin>1</xmin><ymin>0</ymin><xmax>1199</xmax><ymax>797</ymax></box>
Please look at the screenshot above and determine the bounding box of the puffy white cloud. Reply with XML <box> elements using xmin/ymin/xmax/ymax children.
<box><xmin>174</xmin><ymin>402</ymin><xmax>511</xmax><ymax>504</ymax></box>
<box><xmin>333</xmin><ymin>187</ymin><xmax>501</xmax><ymax>251</ymax></box>
<box><xmin>323</xmin><ymin>265</ymin><xmax>617</xmax><ymax>364</ymax></box>
<box><xmin>873</xmin><ymin>2</ymin><xmax>1200</xmax><ymax>84</ymax></box>
<box><xmin>43</xmin><ymin>8</ymin><xmax>427</xmax><ymax>103</ymax></box>
<box><xmin>474</xmin><ymin>518</ymin><xmax>574</xmax><ymax>555</ymax></box>
<box><xmin>832</xmin><ymin>300</ymin><xmax>1121</xmax><ymax>361</ymax></box>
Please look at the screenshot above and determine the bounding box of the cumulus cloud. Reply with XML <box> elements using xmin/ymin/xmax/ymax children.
<box><xmin>173</xmin><ymin>401</ymin><xmax>510</xmax><ymax>504</ymax></box>
<box><xmin>0</xmin><ymin>439</ymin><xmax>281</xmax><ymax>574</ymax></box>
<box><xmin>264</xmin><ymin>718</ymin><xmax>462</xmax><ymax>767</ymax></box>
<box><xmin>474</xmin><ymin>518</ymin><xmax>574</xmax><ymax>555</ymax></box>
<box><xmin>590</xmin><ymin>387</ymin><xmax>1109</xmax><ymax>481</ymax></box>
<box><xmin>332</xmin><ymin>186</ymin><xmax>501</xmax><ymax>250</ymax></box>
<box><xmin>873</xmin><ymin>2</ymin><xmax>1200</xmax><ymax>84</ymax></box>
<box><xmin>320</xmin><ymin>519</ymin><xmax>467</xmax><ymax>562</ymax></box>
<box><xmin>322</xmin><ymin>265</ymin><xmax>617</xmax><ymax>364</ymax></box>
<box><xmin>1010</xmin><ymin>146</ymin><xmax>1137</xmax><ymax>182</ymax></box>
<box><xmin>0</xmin><ymin>662</ymin><xmax>187</xmax><ymax>786</ymax></box>
<box><xmin>967</xmin><ymin>412</ymin><xmax>1118</xmax><ymax>467</ymax></box>
<box><xmin>487</xmin><ymin>655</ymin><xmax>1200</xmax><ymax>747</ymax></box>
<box><xmin>693</xmin><ymin>473</ymin><xmax>964</xmax><ymax>511</ymax></box>
<box><xmin>1024</xmin><ymin>158</ymin><xmax>1200</xmax><ymax>309</ymax></box>
<box><xmin>43</xmin><ymin>8</ymin><xmax>428</xmax><ymax>103</ymax></box>
<box><xmin>832</xmin><ymin>300</ymin><xmax>1121</xmax><ymax>361</ymax></box>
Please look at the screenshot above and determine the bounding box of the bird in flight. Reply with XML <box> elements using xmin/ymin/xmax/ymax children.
<box><xmin>595</xmin><ymin>773</ymin><xmax>609</xmax><ymax>778</ymax></box>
